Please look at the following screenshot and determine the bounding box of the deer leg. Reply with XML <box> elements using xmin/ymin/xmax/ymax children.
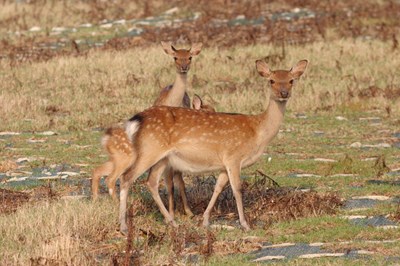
<box><xmin>164</xmin><ymin>166</ymin><xmax>175</xmax><ymax>219</ymax></box>
<box><xmin>147</xmin><ymin>159</ymin><xmax>177</xmax><ymax>227</ymax></box>
<box><xmin>174</xmin><ymin>171</ymin><xmax>194</xmax><ymax>217</ymax></box>
<box><xmin>105</xmin><ymin>156</ymin><xmax>134</xmax><ymax>202</ymax></box>
<box><xmin>91</xmin><ymin>161</ymin><xmax>113</xmax><ymax>201</ymax></box>
<box><xmin>226</xmin><ymin>165</ymin><xmax>250</xmax><ymax>231</ymax></box>
<box><xmin>119</xmin><ymin>152</ymin><xmax>165</xmax><ymax>235</ymax></box>
<box><xmin>203</xmin><ymin>171</ymin><xmax>229</xmax><ymax>227</ymax></box>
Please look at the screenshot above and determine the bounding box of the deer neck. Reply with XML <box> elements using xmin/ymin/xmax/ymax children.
<box><xmin>257</xmin><ymin>97</ymin><xmax>287</xmax><ymax>146</ymax></box>
<box><xmin>167</xmin><ymin>72</ymin><xmax>188</xmax><ymax>107</ymax></box>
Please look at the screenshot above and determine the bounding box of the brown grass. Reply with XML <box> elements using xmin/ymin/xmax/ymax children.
<box><xmin>178</xmin><ymin>175</ymin><xmax>342</xmax><ymax>226</ymax></box>
<box><xmin>0</xmin><ymin>39</ymin><xmax>400</xmax><ymax>132</ymax></box>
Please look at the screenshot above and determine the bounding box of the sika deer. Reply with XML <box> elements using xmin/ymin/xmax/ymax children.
<box><xmin>91</xmin><ymin>41</ymin><xmax>202</xmax><ymax>215</ymax></box>
<box><xmin>119</xmin><ymin>59</ymin><xmax>308</xmax><ymax>234</ymax></box>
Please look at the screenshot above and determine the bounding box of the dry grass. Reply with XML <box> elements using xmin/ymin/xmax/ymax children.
<box><xmin>0</xmin><ymin>198</ymin><xmax>118</xmax><ymax>265</ymax></box>
<box><xmin>0</xmin><ymin>39</ymin><xmax>399</xmax><ymax>132</ymax></box>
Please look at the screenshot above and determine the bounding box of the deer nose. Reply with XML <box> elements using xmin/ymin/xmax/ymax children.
<box><xmin>280</xmin><ymin>90</ymin><xmax>289</xmax><ymax>98</ymax></box>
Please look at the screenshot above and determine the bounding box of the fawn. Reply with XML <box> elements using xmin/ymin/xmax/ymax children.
<box><xmin>91</xmin><ymin>95</ymin><xmax>214</xmax><ymax>201</ymax></box>
<box><xmin>119</xmin><ymin>59</ymin><xmax>308</xmax><ymax>234</ymax></box>
<box><xmin>91</xmin><ymin>41</ymin><xmax>202</xmax><ymax>216</ymax></box>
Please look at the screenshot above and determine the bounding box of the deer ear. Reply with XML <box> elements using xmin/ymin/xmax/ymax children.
<box><xmin>256</xmin><ymin>60</ymin><xmax>272</xmax><ymax>78</ymax></box>
<box><xmin>161</xmin><ymin>41</ymin><xmax>175</xmax><ymax>56</ymax></box>
<box><xmin>190</xmin><ymin>43</ymin><xmax>203</xmax><ymax>56</ymax></box>
<box><xmin>192</xmin><ymin>94</ymin><xmax>203</xmax><ymax>110</ymax></box>
<box><xmin>290</xmin><ymin>60</ymin><xmax>308</xmax><ymax>79</ymax></box>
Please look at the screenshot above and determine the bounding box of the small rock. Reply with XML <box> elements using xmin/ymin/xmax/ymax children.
<box><xmin>295</xmin><ymin>113</ymin><xmax>307</xmax><ymax>119</ymax></box>
<box><xmin>341</xmin><ymin>215</ymin><xmax>367</xmax><ymax>219</ymax></box>
<box><xmin>38</xmin><ymin>131</ymin><xmax>57</xmax><ymax>136</ymax></box>
<box><xmin>27</xmin><ymin>138</ymin><xmax>47</xmax><ymax>143</ymax></box>
<box><xmin>309</xmin><ymin>242</ymin><xmax>325</xmax><ymax>247</ymax></box>
<box><xmin>357</xmin><ymin>250</ymin><xmax>375</xmax><ymax>255</ymax></box>
<box><xmin>52</xmin><ymin>27</ymin><xmax>67</xmax><ymax>32</ymax></box>
<box><xmin>100</xmin><ymin>23</ymin><xmax>113</xmax><ymax>29</ymax></box>
<box><xmin>350</xmin><ymin>142</ymin><xmax>362</xmax><ymax>148</ymax></box>
<box><xmin>377</xmin><ymin>225</ymin><xmax>399</xmax><ymax>230</ymax></box>
<box><xmin>329</xmin><ymin>174</ymin><xmax>357</xmax><ymax>177</ymax></box>
<box><xmin>253</xmin><ymin>255</ymin><xmax>285</xmax><ymax>262</ymax></box>
<box><xmin>36</xmin><ymin>175</ymin><xmax>68</xmax><ymax>180</ymax></box>
<box><xmin>8</xmin><ymin>171</ymin><xmax>32</xmax><ymax>177</ymax></box>
<box><xmin>57</xmin><ymin>171</ymin><xmax>80</xmax><ymax>176</ymax></box>
<box><xmin>263</xmin><ymin>243</ymin><xmax>296</xmax><ymax>248</ymax></box>
<box><xmin>210</xmin><ymin>224</ymin><xmax>235</xmax><ymax>231</ymax></box>
<box><xmin>291</xmin><ymin>173</ymin><xmax>321</xmax><ymax>178</ymax></box>
<box><xmin>0</xmin><ymin>132</ymin><xmax>20</xmax><ymax>136</ymax></box>
<box><xmin>335</xmin><ymin>116</ymin><xmax>347</xmax><ymax>121</ymax></box>
<box><xmin>298</xmin><ymin>253</ymin><xmax>345</xmax><ymax>258</ymax></box>
<box><xmin>113</xmin><ymin>19</ymin><xmax>126</xmax><ymax>25</ymax></box>
<box><xmin>361</xmin><ymin>157</ymin><xmax>378</xmax><ymax>161</ymax></box>
<box><xmin>75</xmin><ymin>163</ymin><xmax>89</xmax><ymax>167</ymax></box>
<box><xmin>314</xmin><ymin>158</ymin><xmax>336</xmax><ymax>162</ymax></box>
<box><xmin>352</xmin><ymin>195</ymin><xmax>390</xmax><ymax>201</ymax></box>
<box><xmin>29</xmin><ymin>26</ymin><xmax>41</xmax><ymax>32</ymax></box>
<box><xmin>313</xmin><ymin>130</ymin><xmax>324</xmax><ymax>135</ymax></box>
<box><xmin>164</xmin><ymin>7</ymin><xmax>179</xmax><ymax>15</ymax></box>
<box><xmin>79</xmin><ymin>23</ymin><xmax>93</xmax><ymax>28</ymax></box>
<box><xmin>6</xmin><ymin>176</ymin><xmax>29</xmax><ymax>182</ymax></box>
<box><xmin>16</xmin><ymin>158</ymin><xmax>30</xmax><ymax>163</ymax></box>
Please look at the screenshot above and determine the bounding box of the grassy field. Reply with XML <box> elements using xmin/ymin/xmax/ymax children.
<box><xmin>1</xmin><ymin>0</ymin><xmax>400</xmax><ymax>265</ymax></box>
<box><xmin>1</xmin><ymin>40</ymin><xmax>399</xmax><ymax>132</ymax></box>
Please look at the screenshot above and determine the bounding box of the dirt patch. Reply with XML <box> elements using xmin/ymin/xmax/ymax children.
<box><xmin>0</xmin><ymin>188</ymin><xmax>30</xmax><ymax>214</ymax></box>
<box><xmin>0</xmin><ymin>185</ymin><xmax>58</xmax><ymax>215</ymax></box>
<box><xmin>175</xmin><ymin>173</ymin><xmax>343</xmax><ymax>226</ymax></box>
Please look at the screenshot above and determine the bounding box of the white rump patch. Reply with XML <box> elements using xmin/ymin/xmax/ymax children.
<box><xmin>125</xmin><ymin>120</ymin><xmax>140</xmax><ymax>141</ymax></box>
<box><xmin>101</xmin><ymin>135</ymin><xmax>110</xmax><ymax>148</ymax></box>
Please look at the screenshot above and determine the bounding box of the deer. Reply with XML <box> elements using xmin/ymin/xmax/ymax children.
<box><xmin>192</xmin><ymin>94</ymin><xmax>215</xmax><ymax>113</ymax></box>
<box><xmin>91</xmin><ymin>41</ymin><xmax>202</xmax><ymax>218</ymax></box>
<box><xmin>91</xmin><ymin>95</ymin><xmax>214</xmax><ymax>202</ymax></box>
<box><xmin>118</xmin><ymin>59</ymin><xmax>308</xmax><ymax>234</ymax></box>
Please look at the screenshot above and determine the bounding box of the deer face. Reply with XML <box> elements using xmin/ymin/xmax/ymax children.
<box><xmin>161</xmin><ymin>42</ymin><xmax>203</xmax><ymax>74</ymax></box>
<box><xmin>256</xmin><ymin>60</ymin><xmax>308</xmax><ymax>102</ymax></box>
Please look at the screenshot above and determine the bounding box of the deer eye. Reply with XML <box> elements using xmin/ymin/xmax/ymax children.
<box><xmin>289</xmin><ymin>79</ymin><xmax>294</xmax><ymax>85</ymax></box>
<box><xmin>174</xmin><ymin>57</ymin><xmax>178</xmax><ymax>61</ymax></box>
<box><xmin>270</xmin><ymin>80</ymin><xmax>275</xmax><ymax>85</ymax></box>
<box><xmin>189</xmin><ymin>57</ymin><xmax>192</xmax><ymax>60</ymax></box>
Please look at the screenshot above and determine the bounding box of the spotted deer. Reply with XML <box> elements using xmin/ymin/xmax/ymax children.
<box><xmin>91</xmin><ymin>41</ymin><xmax>202</xmax><ymax>217</ymax></box>
<box><xmin>91</xmin><ymin>95</ymin><xmax>214</xmax><ymax>203</ymax></box>
<box><xmin>119</xmin><ymin>59</ymin><xmax>308</xmax><ymax>234</ymax></box>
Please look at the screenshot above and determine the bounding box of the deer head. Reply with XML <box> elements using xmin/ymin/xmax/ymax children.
<box><xmin>161</xmin><ymin>41</ymin><xmax>203</xmax><ymax>73</ymax></box>
<box><xmin>256</xmin><ymin>59</ymin><xmax>308</xmax><ymax>102</ymax></box>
